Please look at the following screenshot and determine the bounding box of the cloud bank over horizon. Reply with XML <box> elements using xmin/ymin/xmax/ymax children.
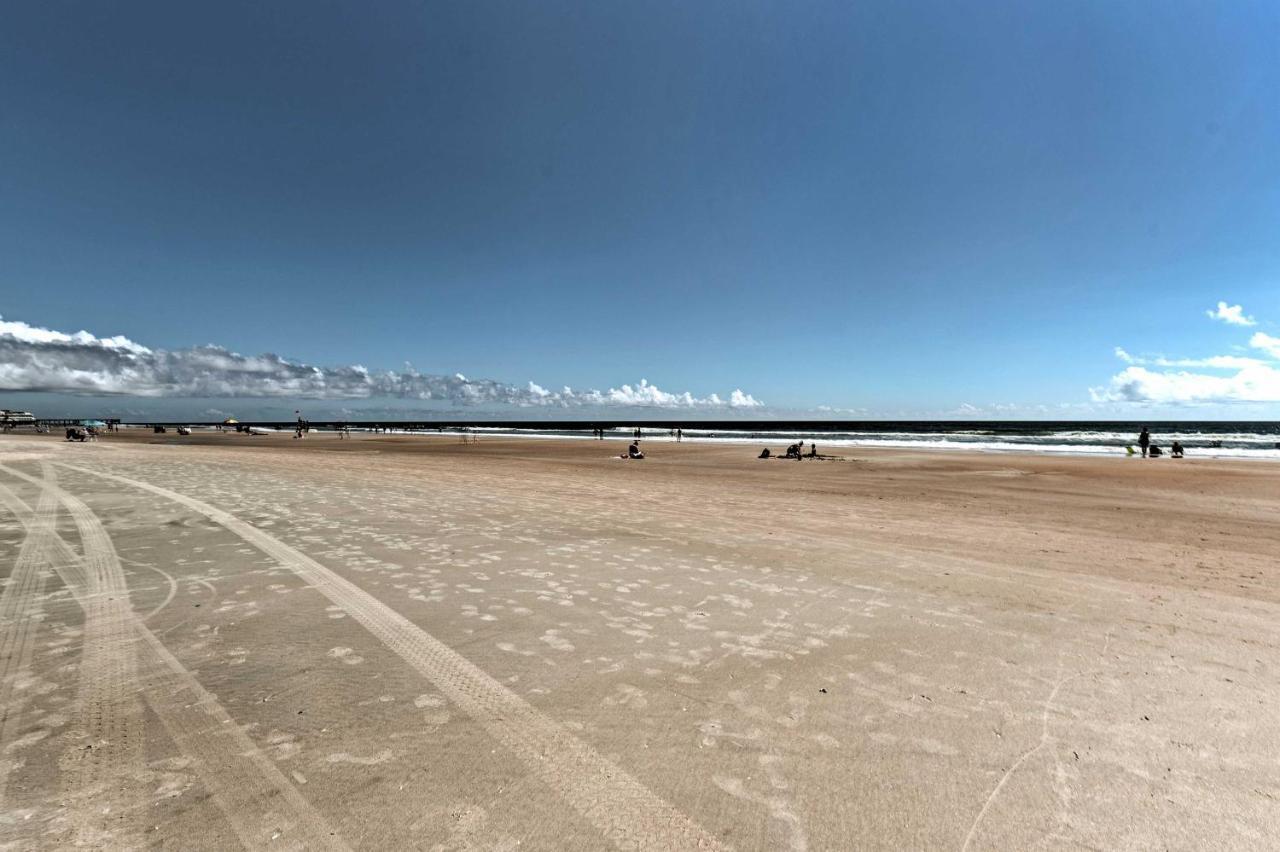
<box><xmin>1094</xmin><ymin>303</ymin><xmax>1280</xmax><ymax>405</ymax></box>
<box><xmin>0</xmin><ymin>315</ymin><xmax>762</xmax><ymax>411</ymax></box>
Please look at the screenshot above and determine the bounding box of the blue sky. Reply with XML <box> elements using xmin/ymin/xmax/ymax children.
<box><xmin>2</xmin><ymin>1</ymin><xmax>1278</xmax><ymax>419</ymax></box>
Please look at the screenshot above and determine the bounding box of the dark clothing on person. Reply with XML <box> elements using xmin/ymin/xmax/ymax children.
<box><xmin>628</xmin><ymin>441</ymin><xmax>644</xmax><ymax>459</ymax></box>
<box><xmin>1171</xmin><ymin>442</ymin><xmax>1184</xmax><ymax>458</ymax></box>
<box><xmin>1139</xmin><ymin>428</ymin><xmax>1150</xmax><ymax>457</ymax></box>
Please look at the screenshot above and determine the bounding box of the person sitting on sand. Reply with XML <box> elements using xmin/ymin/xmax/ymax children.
<box><xmin>628</xmin><ymin>441</ymin><xmax>645</xmax><ymax>459</ymax></box>
<box><xmin>758</xmin><ymin>448</ymin><xmax>771</xmax><ymax>458</ymax></box>
<box><xmin>806</xmin><ymin>442</ymin><xmax>817</xmax><ymax>458</ymax></box>
<box><xmin>1171</xmin><ymin>441</ymin><xmax>1184</xmax><ymax>458</ymax></box>
<box><xmin>1148</xmin><ymin>444</ymin><xmax>1163</xmax><ymax>457</ymax></box>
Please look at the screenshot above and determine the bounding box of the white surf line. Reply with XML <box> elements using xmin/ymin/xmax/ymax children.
<box><xmin>62</xmin><ymin>462</ymin><xmax>729</xmax><ymax>851</ymax></box>
<box><xmin>0</xmin><ymin>468</ymin><xmax>349</xmax><ymax>852</ymax></box>
<box><xmin>0</xmin><ymin>468</ymin><xmax>58</xmax><ymax>806</ymax></box>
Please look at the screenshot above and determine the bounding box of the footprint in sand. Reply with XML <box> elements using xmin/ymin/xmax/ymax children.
<box><xmin>325</xmin><ymin>749</ymin><xmax>394</xmax><ymax>766</ymax></box>
<box><xmin>540</xmin><ymin>629</ymin><xmax>575</xmax><ymax>652</ymax></box>
<box><xmin>327</xmin><ymin>646</ymin><xmax>365</xmax><ymax>665</ymax></box>
<box><xmin>415</xmin><ymin>693</ymin><xmax>446</xmax><ymax>708</ymax></box>
<box><xmin>602</xmin><ymin>683</ymin><xmax>648</xmax><ymax>710</ymax></box>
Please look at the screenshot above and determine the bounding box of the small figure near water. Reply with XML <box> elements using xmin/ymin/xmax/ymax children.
<box><xmin>1171</xmin><ymin>441</ymin><xmax>1184</xmax><ymax>458</ymax></box>
<box><xmin>1138</xmin><ymin>426</ymin><xmax>1150</xmax><ymax>458</ymax></box>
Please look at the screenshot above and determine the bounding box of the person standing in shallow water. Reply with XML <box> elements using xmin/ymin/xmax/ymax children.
<box><xmin>1139</xmin><ymin>426</ymin><xmax>1150</xmax><ymax>458</ymax></box>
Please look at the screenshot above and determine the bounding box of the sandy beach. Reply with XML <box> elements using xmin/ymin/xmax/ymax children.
<box><xmin>0</xmin><ymin>430</ymin><xmax>1276</xmax><ymax>850</ymax></box>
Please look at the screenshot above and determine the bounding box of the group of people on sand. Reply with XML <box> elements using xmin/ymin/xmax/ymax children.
<box><xmin>1136</xmin><ymin>427</ymin><xmax>1184</xmax><ymax>459</ymax></box>
<box><xmin>758</xmin><ymin>441</ymin><xmax>819</xmax><ymax>460</ymax></box>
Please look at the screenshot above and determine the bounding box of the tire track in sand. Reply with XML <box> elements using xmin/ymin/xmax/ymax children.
<box><xmin>0</xmin><ymin>466</ymin><xmax>348</xmax><ymax>851</ymax></box>
<box><xmin>0</xmin><ymin>463</ymin><xmax>146</xmax><ymax>842</ymax></box>
<box><xmin>62</xmin><ymin>462</ymin><xmax>729</xmax><ymax>851</ymax></box>
<box><xmin>0</xmin><ymin>465</ymin><xmax>58</xmax><ymax>805</ymax></box>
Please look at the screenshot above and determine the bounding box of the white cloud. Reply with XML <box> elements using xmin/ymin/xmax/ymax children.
<box><xmin>1206</xmin><ymin>301</ymin><xmax>1256</xmax><ymax>326</ymax></box>
<box><xmin>1250</xmin><ymin>331</ymin><xmax>1280</xmax><ymax>360</ymax></box>
<box><xmin>1150</xmin><ymin>355</ymin><xmax>1265</xmax><ymax>369</ymax></box>
<box><xmin>540</xmin><ymin>379</ymin><xmax>762</xmax><ymax>409</ymax></box>
<box><xmin>1114</xmin><ymin>348</ymin><xmax>1266</xmax><ymax>370</ymax></box>
<box><xmin>1097</xmin><ymin>307</ymin><xmax>1280</xmax><ymax>404</ymax></box>
<box><xmin>0</xmin><ymin>316</ymin><xmax>152</xmax><ymax>354</ymax></box>
<box><xmin>1092</xmin><ymin>364</ymin><xmax>1280</xmax><ymax>404</ymax></box>
<box><xmin>0</xmin><ymin>314</ymin><xmax>762</xmax><ymax>410</ymax></box>
<box><xmin>814</xmin><ymin>404</ymin><xmax>870</xmax><ymax>416</ymax></box>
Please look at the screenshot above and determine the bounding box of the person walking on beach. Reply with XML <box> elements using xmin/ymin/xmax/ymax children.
<box><xmin>1138</xmin><ymin>426</ymin><xmax>1150</xmax><ymax>458</ymax></box>
<box><xmin>677</xmin><ymin>428</ymin><xmax>682</xmax><ymax>442</ymax></box>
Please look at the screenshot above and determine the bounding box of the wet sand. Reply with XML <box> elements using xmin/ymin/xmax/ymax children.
<box><xmin>0</xmin><ymin>431</ymin><xmax>1276</xmax><ymax>849</ymax></box>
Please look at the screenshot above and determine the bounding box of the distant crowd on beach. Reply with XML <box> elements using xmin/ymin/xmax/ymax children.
<box><xmin>604</xmin><ymin>425</ymin><xmax>836</xmax><ymax>463</ymax></box>
<box><xmin>1134</xmin><ymin>427</ymin><xmax>1185</xmax><ymax>458</ymax></box>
